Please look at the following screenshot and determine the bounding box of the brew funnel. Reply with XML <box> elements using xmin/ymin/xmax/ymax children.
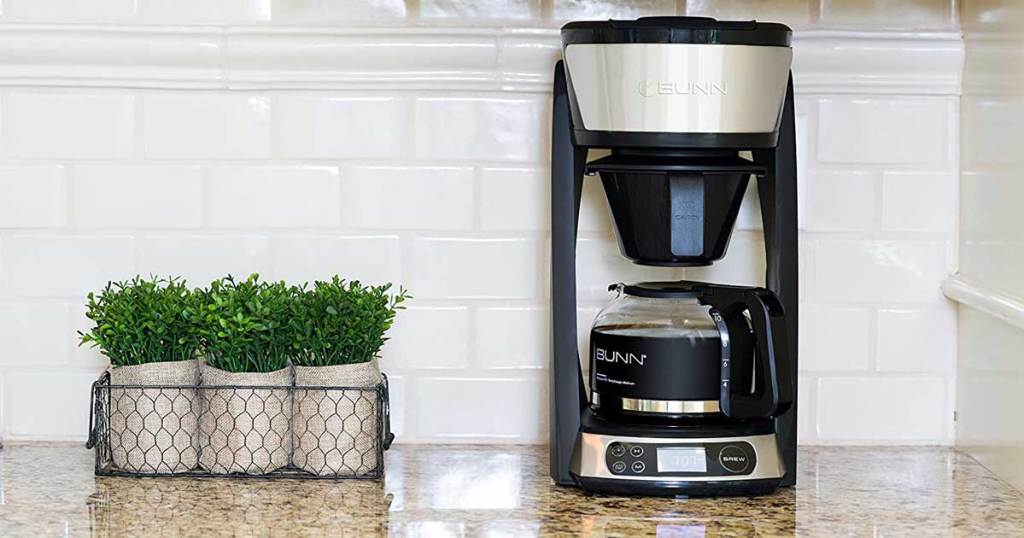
<box><xmin>588</xmin><ymin>152</ymin><xmax>764</xmax><ymax>266</ymax></box>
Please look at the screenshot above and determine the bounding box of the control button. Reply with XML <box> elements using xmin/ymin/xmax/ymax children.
<box><xmin>631</xmin><ymin>461</ymin><xmax>646</xmax><ymax>473</ymax></box>
<box><xmin>611</xmin><ymin>461</ymin><xmax>627</xmax><ymax>473</ymax></box>
<box><xmin>629</xmin><ymin>445</ymin><xmax>644</xmax><ymax>457</ymax></box>
<box><xmin>718</xmin><ymin>445</ymin><xmax>751</xmax><ymax>473</ymax></box>
<box><xmin>609</xmin><ymin>444</ymin><xmax>625</xmax><ymax>458</ymax></box>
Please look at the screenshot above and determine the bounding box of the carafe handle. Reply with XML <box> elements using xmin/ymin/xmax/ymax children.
<box><xmin>703</xmin><ymin>287</ymin><xmax>793</xmax><ymax>419</ymax></box>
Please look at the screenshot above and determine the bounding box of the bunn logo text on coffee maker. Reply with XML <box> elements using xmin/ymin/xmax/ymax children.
<box><xmin>638</xmin><ymin>80</ymin><xmax>728</xmax><ymax>97</ymax></box>
<box><xmin>594</xmin><ymin>347</ymin><xmax>646</xmax><ymax>366</ymax></box>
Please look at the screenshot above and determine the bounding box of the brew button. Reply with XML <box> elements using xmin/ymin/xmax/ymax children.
<box><xmin>611</xmin><ymin>461</ymin><xmax>627</xmax><ymax>473</ymax></box>
<box><xmin>610</xmin><ymin>444</ymin><xmax>625</xmax><ymax>457</ymax></box>
<box><xmin>718</xmin><ymin>445</ymin><xmax>750</xmax><ymax>473</ymax></box>
<box><xmin>629</xmin><ymin>446</ymin><xmax>644</xmax><ymax>457</ymax></box>
<box><xmin>631</xmin><ymin>461</ymin><xmax>646</xmax><ymax>473</ymax></box>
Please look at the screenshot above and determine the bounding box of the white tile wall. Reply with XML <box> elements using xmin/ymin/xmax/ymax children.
<box><xmin>143</xmin><ymin>95</ymin><xmax>272</xmax><ymax>159</ymax></box>
<box><xmin>0</xmin><ymin>0</ymin><xmax>962</xmax><ymax>444</ymax></box>
<box><xmin>208</xmin><ymin>166</ymin><xmax>341</xmax><ymax>228</ymax></box>
<box><xmin>344</xmin><ymin>166</ymin><xmax>475</xmax><ymax>231</ymax></box>
<box><xmin>277</xmin><ymin>96</ymin><xmax>408</xmax><ymax>159</ymax></box>
<box><xmin>72</xmin><ymin>166</ymin><xmax>203</xmax><ymax>229</ymax></box>
<box><xmin>0</xmin><ymin>166</ymin><xmax>66</xmax><ymax>228</ymax></box>
<box><xmin>8</xmin><ymin>93</ymin><xmax>135</xmax><ymax>159</ymax></box>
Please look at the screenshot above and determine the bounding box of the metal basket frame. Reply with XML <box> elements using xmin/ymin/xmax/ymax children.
<box><xmin>86</xmin><ymin>369</ymin><xmax>394</xmax><ymax>479</ymax></box>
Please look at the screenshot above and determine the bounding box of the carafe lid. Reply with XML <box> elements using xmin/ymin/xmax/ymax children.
<box><xmin>618</xmin><ymin>281</ymin><xmax>703</xmax><ymax>299</ymax></box>
<box><xmin>561</xmin><ymin>16</ymin><xmax>791</xmax><ymax>47</ymax></box>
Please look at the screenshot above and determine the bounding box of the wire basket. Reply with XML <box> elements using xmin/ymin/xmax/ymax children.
<box><xmin>85</xmin><ymin>370</ymin><xmax>394</xmax><ymax>479</ymax></box>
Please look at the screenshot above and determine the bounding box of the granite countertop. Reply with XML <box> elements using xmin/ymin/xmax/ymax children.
<box><xmin>1</xmin><ymin>444</ymin><xmax>1023</xmax><ymax>536</ymax></box>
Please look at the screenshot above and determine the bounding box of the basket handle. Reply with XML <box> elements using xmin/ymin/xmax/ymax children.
<box><xmin>381</xmin><ymin>372</ymin><xmax>395</xmax><ymax>450</ymax></box>
<box><xmin>85</xmin><ymin>371</ymin><xmax>109</xmax><ymax>449</ymax></box>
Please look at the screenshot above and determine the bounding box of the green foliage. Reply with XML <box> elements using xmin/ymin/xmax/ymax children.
<box><xmin>78</xmin><ymin>276</ymin><xmax>201</xmax><ymax>367</ymax></box>
<box><xmin>80</xmin><ymin>273</ymin><xmax>409</xmax><ymax>372</ymax></box>
<box><xmin>293</xmin><ymin>277</ymin><xmax>408</xmax><ymax>367</ymax></box>
<box><xmin>196</xmin><ymin>274</ymin><xmax>303</xmax><ymax>373</ymax></box>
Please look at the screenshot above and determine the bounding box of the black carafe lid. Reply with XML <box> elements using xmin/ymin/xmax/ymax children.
<box><xmin>561</xmin><ymin>16</ymin><xmax>791</xmax><ymax>47</ymax></box>
<box><xmin>618</xmin><ymin>281</ymin><xmax>702</xmax><ymax>299</ymax></box>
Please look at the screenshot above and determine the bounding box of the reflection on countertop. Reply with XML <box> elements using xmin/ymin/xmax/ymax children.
<box><xmin>1</xmin><ymin>444</ymin><xmax>1023</xmax><ymax>536</ymax></box>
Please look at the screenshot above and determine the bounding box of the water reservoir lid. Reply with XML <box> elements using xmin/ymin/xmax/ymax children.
<box><xmin>561</xmin><ymin>16</ymin><xmax>791</xmax><ymax>47</ymax></box>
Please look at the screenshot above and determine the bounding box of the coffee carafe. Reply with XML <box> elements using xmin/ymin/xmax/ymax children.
<box><xmin>590</xmin><ymin>282</ymin><xmax>790</xmax><ymax>420</ymax></box>
<box><xmin>548</xmin><ymin>16</ymin><xmax>799</xmax><ymax>497</ymax></box>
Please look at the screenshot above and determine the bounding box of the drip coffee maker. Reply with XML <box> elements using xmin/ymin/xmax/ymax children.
<box><xmin>549</xmin><ymin>16</ymin><xmax>798</xmax><ymax>496</ymax></box>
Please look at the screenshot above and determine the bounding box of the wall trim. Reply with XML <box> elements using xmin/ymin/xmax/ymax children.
<box><xmin>0</xmin><ymin>24</ymin><xmax>963</xmax><ymax>94</ymax></box>
<box><xmin>943</xmin><ymin>274</ymin><xmax>1024</xmax><ymax>331</ymax></box>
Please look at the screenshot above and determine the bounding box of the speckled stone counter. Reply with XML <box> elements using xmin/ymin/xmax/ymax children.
<box><xmin>1</xmin><ymin>444</ymin><xmax>1022</xmax><ymax>536</ymax></box>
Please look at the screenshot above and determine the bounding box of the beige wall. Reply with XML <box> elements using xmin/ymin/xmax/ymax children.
<box><xmin>951</xmin><ymin>0</ymin><xmax>1024</xmax><ymax>492</ymax></box>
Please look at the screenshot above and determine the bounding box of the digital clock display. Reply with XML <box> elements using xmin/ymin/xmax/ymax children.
<box><xmin>656</xmin><ymin>447</ymin><xmax>707</xmax><ymax>473</ymax></box>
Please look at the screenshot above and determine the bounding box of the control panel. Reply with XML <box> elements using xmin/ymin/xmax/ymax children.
<box><xmin>604</xmin><ymin>441</ymin><xmax>756</xmax><ymax>477</ymax></box>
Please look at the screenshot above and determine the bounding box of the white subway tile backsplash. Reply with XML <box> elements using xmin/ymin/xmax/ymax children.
<box><xmin>0</xmin><ymin>302</ymin><xmax>70</xmax><ymax>366</ymax></box>
<box><xmin>208</xmin><ymin>166</ymin><xmax>340</xmax><ymax>228</ymax></box>
<box><xmin>552</xmin><ymin>0</ymin><xmax>676</xmax><ymax>22</ymax></box>
<box><xmin>0</xmin><ymin>166</ymin><xmax>66</xmax><ymax>228</ymax></box>
<box><xmin>877</xmin><ymin>308</ymin><xmax>956</xmax><ymax>373</ymax></box>
<box><xmin>816</xmin><ymin>376</ymin><xmax>949</xmax><ymax>442</ymax></box>
<box><xmin>143</xmin><ymin>95</ymin><xmax>272</xmax><ymax>159</ymax></box>
<box><xmin>0</xmin><ymin>18</ymin><xmax>964</xmax><ymax>446</ymax></box>
<box><xmin>578</xmin><ymin>177</ymin><xmax>614</xmax><ymax>234</ymax></box>
<box><xmin>480</xmin><ymin>168</ymin><xmax>548</xmax><ymax>231</ymax></box>
<box><xmin>687</xmin><ymin>0</ymin><xmax>812</xmax><ymax>26</ymax></box>
<box><xmin>270</xmin><ymin>0</ymin><xmax>407</xmax><ymax>22</ymax></box>
<box><xmin>415</xmin><ymin>97</ymin><xmax>546</xmax><ymax>163</ymax></box>
<box><xmin>8</xmin><ymin>93</ymin><xmax>135</xmax><ymax>159</ymax></box>
<box><xmin>406</xmin><ymin>238</ymin><xmax>540</xmax><ymax>299</ymax></box>
<box><xmin>817</xmin><ymin>98</ymin><xmax>952</xmax><ymax>165</ymax></box>
<box><xmin>686</xmin><ymin>235</ymin><xmax>766</xmax><ymax>287</ymax></box>
<box><xmin>797</xmin><ymin>376</ymin><xmax>814</xmax><ymax>443</ymax></box>
<box><xmin>140</xmin><ymin>0</ymin><xmax>271</xmax><ymax>22</ymax></box>
<box><xmin>70</xmin><ymin>304</ymin><xmax>112</xmax><ymax>369</ymax></box>
<box><xmin>136</xmin><ymin>234</ymin><xmax>272</xmax><ymax>285</ymax></box>
<box><xmin>421</xmin><ymin>0</ymin><xmax>538</xmax><ymax>20</ymax></box>
<box><xmin>734</xmin><ymin>181</ymin><xmax>763</xmax><ymax>231</ymax></box>
<box><xmin>881</xmin><ymin>171</ymin><xmax>956</xmax><ymax>232</ymax></box>
<box><xmin>72</xmin><ymin>166</ymin><xmax>203</xmax><ymax>229</ymax></box>
<box><xmin>413</xmin><ymin>377</ymin><xmax>543</xmax><ymax>440</ymax></box>
<box><xmin>5</xmin><ymin>372</ymin><xmax>101</xmax><ymax>439</ymax></box>
<box><xmin>799</xmin><ymin>306</ymin><xmax>872</xmax><ymax>371</ymax></box>
<box><xmin>820</xmin><ymin>0</ymin><xmax>954</xmax><ymax>27</ymax></box>
<box><xmin>575</xmin><ymin>238</ymin><xmax>684</xmax><ymax>299</ymax></box>
<box><xmin>7</xmin><ymin>0</ymin><xmax>138</xmax><ymax>21</ymax></box>
<box><xmin>379</xmin><ymin>373</ymin><xmax>406</xmax><ymax>437</ymax></box>
<box><xmin>344</xmin><ymin>166</ymin><xmax>474</xmax><ymax>231</ymax></box>
<box><xmin>385</xmin><ymin>307</ymin><xmax>471</xmax><ymax>370</ymax></box>
<box><xmin>277</xmin><ymin>96</ymin><xmax>407</xmax><ymax>159</ymax></box>
<box><xmin>475</xmin><ymin>307</ymin><xmax>547</xmax><ymax>369</ymax></box>
<box><xmin>815</xmin><ymin>240</ymin><xmax>948</xmax><ymax>303</ymax></box>
<box><xmin>270</xmin><ymin>235</ymin><xmax>401</xmax><ymax>285</ymax></box>
<box><xmin>2</xmin><ymin>235</ymin><xmax>135</xmax><ymax>298</ymax></box>
<box><xmin>805</xmin><ymin>170</ymin><xmax>877</xmax><ymax>233</ymax></box>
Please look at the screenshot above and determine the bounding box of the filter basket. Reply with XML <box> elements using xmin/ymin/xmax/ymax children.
<box><xmin>590</xmin><ymin>153</ymin><xmax>762</xmax><ymax>266</ymax></box>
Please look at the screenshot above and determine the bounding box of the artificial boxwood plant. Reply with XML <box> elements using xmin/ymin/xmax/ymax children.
<box><xmin>197</xmin><ymin>274</ymin><xmax>303</xmax><ymax>373</ymax></box>
<box><xmin>293</xmin><ymin>277</ymin><xmax>408</xmax><ymax>367</ymax></box>
<box><xmin>78</xmin><ymin>276</ymin><xmax>201</xmax><ymax>367</ymax></box>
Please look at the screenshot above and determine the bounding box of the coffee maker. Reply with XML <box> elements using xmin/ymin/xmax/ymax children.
<box><xmin>549</xmin><ymin>17</ymin><xmax>798</xmax><ymax>496</ymax></box>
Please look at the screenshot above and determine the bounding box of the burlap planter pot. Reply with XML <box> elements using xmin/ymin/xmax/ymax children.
<box><xmin>107</xmin><ymin>360</ymin><xmax>199</xmax><ymax>474</ymax></box>
<box><xmin>293</xmin><ymin>359</ymin><xmax>382</xmax><ymax>476</ymax></box>
<box><xmin>198</xmin><ymin>365</ymin><xmax>292</xmax><ymax>475</ymax></box>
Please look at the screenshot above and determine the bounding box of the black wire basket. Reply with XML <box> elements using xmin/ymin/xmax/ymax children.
<box><xmin>86</xmin><ymin>370</ymin><xmax>394</xmax><ymax>479</ymax></box>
